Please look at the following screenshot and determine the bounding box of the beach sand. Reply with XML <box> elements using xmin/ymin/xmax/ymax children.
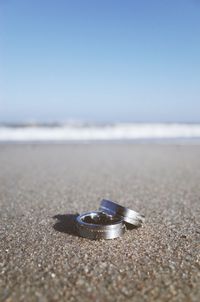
<box><xmin>0</xmin><ymin>144</ymin><xmax>200</xmax><ymax>302</ymax></box>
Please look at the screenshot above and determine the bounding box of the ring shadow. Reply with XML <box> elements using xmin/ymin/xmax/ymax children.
<box><xmin>53</xmin><ymin>213</ymin><xmax>79</xmax><ymax>237</ymax></box>
<box><xmin>125</xmin><ymin>223</ymin><xmax>140</xmax><ymax>230</ymax></box>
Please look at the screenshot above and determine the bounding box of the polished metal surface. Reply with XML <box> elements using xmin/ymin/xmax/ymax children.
<box><xmin>99</xmin><ymin>199</ymin><xmax>145</xmax><ymax>226</ymax></box>
<box><xmin>76</xmin><ymin>211</ymin><xmax>126</xmax><ymax>240</ymax></box>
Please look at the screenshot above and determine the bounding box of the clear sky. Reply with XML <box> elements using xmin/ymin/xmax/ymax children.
<box><xmin>1</xmin><ymin>0</ymin><xmax>200</xmax><ymax>123</ymax></box>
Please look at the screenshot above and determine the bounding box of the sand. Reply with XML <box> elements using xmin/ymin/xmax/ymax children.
<box><xmin>0</xmin><ymin>144</ymin><xmax>200</xmax><ymax>302</ymax></box>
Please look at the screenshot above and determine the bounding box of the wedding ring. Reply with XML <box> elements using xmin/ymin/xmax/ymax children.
<box><xmin>99</xmin><ymin>199</ymin><xmax>145</xmax><ymax>226</ymax></box>
<box><xmin>76</xmin><ymin>211</ymin><xmax>126</xmax><ymax>240</ymax></box>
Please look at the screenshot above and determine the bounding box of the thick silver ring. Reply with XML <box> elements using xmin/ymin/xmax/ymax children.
<box><xmin>99</xmin><ymin>199</ymin><xmax>145</xmax><ymax>226</ymax></box>
<box><xmin>76</xmin><ymin>211</ymin><xmax>126</xmax><ymax>240</ymax></box>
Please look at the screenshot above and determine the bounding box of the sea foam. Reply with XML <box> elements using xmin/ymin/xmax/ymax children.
<box><xmin>0</xmin><ymin>123</ymin><xmax>200</xmax><ymax>142</ymax></box>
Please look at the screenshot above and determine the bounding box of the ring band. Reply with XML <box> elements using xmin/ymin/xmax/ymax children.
<box><xmin>99</xmin><ymin>199</ymin><xmax>145</xmax><ymax>226</ymax></box>
<box><xmin>76</xmin><ymin>211</ymin><xmax>126</xmax><ymax>240</ymax></box>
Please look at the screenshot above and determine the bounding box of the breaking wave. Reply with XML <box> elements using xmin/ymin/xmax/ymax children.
<box><xmin>1</xmin><ymin>123</ymin><xmax>200</xmax><ymax>142</ymax></box>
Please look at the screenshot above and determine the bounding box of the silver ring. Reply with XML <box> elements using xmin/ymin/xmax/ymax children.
<box><xmin>99</xmin><ymin>199</ymin><xmax>145</xmax><ymax>226</ymax></box>
<box><xmin>76</xmin><ymin>211</ymin><xmax>126</xmax><ymax>240</ymax></box>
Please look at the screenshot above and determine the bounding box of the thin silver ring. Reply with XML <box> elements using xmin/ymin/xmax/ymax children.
<box><xmin>76</xmin><ymin>211</ymin><xmax>126</xmax><ymax>240</ymax></box>
<box><xmin>99</xmin><ymin>199</ymin><xmax>145</xmax><ymax>226</ymax></box>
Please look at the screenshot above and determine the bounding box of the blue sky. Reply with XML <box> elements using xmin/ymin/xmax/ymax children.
<box><xmin>1</xmin><ymin>0</ymin><xmax>200</xmax><ymax>123</ymax></box>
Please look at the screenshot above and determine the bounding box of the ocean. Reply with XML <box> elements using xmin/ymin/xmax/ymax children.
<box><xmin>1</xmin><ymin>123</ymin><xmax>200</xmax><ymax>142</ymax></box>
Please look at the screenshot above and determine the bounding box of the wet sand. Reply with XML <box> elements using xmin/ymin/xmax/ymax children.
<box><xmin>0</xmin><ymin>144</ymin><xmax>200</xmax><ymax>301</ymax></box>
